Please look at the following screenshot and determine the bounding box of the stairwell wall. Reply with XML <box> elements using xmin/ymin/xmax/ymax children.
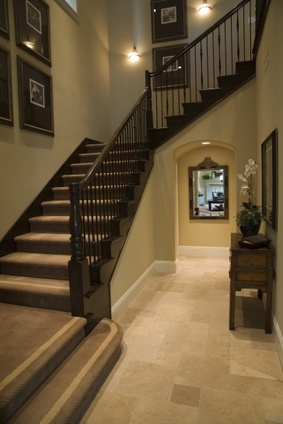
<box><xmin>255</xmin><ymin>0</ymin><xmax>283</xmax><ymax>365</ymax></box>
<box><xmin>0</xmin><ymin>1</ymin><xmax>111</xmax><ymax>240</ymax></box>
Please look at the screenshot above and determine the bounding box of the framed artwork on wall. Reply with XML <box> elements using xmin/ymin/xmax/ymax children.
<box><xmin>0</xmin><ymin>47</ymin><xmax>13</xmax><ymax>126</ymax></box>
<box><xmin>152</xmin><ymin>44</ymin><xmax>188</xmax><ymax>90</ymax></box>
<box><xmin>17</xmin><ymin>56</ymin><xmax>54</xmax><ymax>136</ymax></box>
<box><xmin>261</xmin><ymin>129</ymin><xmax>278</xmax><ymax>231</ymax></box>
<box><xmin>14</xmin><ymin>0</ymin><xmax>51</xmax><ymax>65</ymax></box>
<box><xmin>0</xmin><ymin>0</ymin><xmax>9</xmax><ymax>39</ymax></box>
<box><xmin>151</xmin><ymin>0</ymin><xmax>188</xmax><ymax>43</ymax></box>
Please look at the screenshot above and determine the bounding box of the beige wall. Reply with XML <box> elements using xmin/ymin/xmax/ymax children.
<box><xmin>255</xmin><ymin>0</ymin><xmax>283</xmax><ymax>357</ymax></box>
<box><xmin>0</xmin><ymin>0</ymin><xmax>110</xmax><ymax>239</ymax></box>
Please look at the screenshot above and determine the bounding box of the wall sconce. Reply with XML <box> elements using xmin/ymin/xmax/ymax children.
<box><xmin>197</xmin><ymin>0</ymin><xmax>212</xmax><ymax>15</ymax></box>
<box><xmin>128</xmin><ymin>47</ymin><xmax>141</xmax><ymax>62</ymax></box>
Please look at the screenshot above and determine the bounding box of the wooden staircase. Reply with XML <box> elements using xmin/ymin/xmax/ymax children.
<box><xmin>149</xmin><ymin>60</ymin><xmax>256</xmax><ymax>149</ymax></box>
<box><xmin>0</xmin><ymin>140</ymin><xmax>154</xmax><ymax>317</ymax></box>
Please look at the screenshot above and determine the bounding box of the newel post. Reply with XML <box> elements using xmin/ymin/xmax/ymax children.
<box><xmin>68</xmin><ymin>183</ymin><xmax>90</xmax><ymax>317</ymax></box>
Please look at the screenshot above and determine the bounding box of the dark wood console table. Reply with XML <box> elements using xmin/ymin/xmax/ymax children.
<box><xmin>229</xmin><ymin>233</ymin><xmax>274</xmax><ymax>333</ymax></box>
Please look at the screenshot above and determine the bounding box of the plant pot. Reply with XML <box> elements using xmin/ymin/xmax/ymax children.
<box><xmin>239</xmin><ymin>220</ymin><xmax>261</xmax><ymax>237</ymax></box>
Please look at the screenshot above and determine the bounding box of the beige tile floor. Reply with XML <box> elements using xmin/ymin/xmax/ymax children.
<box><xmin>81</xmin><ymin>256</ymin><xmax>283</xmax><ymax>423</ymax></box>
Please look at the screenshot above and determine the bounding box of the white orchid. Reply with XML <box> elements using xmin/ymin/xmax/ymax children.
<box><xmin>237</xmin><ymin>159</ymin><xmax>258</xmax><ymax>205</ymax></box>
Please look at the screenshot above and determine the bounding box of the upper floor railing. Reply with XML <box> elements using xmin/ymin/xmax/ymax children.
<box><xmin>146</xmin><ymin>0</ymin><xmax>257</xmax><ymax>129</ymax></box>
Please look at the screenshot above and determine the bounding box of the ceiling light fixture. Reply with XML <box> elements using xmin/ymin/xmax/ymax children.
<box><xmin>197</xmin><ymin>0</ymin><xmax>212</xmax><ymax>15</ymax></box>
<box><xmin>128</xmin><ymin>47</ymin><xmax>141</xmax><ymax>62</ymax></box>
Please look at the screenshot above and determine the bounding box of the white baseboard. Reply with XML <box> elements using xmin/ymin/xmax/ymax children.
<box><xmin>111</xmin><ymin>262</ymin><xmax>155</xmax><ymax>320</ymax></box>
<box><xmin>111</xmin><ymin>260</ymin><xmax>177</xmax><ymax>320</ymax></box>
<box><xmin>154</xmin><ymin>260</ymin><xmax>177</xmax><ymax>273</ymax></box>
<box><xmin>273</xmin><ymin>316</ymin><xmax>283</xmax><ymax>370</ymax></box>
<box><xmin>179</xmin><ymin>245</ymin><xmax>229</xmax><ymax>258</ymax></box>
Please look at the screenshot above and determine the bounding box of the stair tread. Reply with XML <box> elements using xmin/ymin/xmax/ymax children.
<box><xmin>7</xmin><ymin>318</ymin><xmax>122</xmax><ymax>424</ymax></box>
<box><xmin>15</xmin><ymin>233</ymin><xmax>70</xmax><ymax>243</ymax></box>
<box><xmin>0</xmin><ymin>303</ymin><xmax>87</xmax><ymax>422</ymax></box>
<box><xmin>0</xmin><ymin>252</ymin><xmax>70</xmax><ymax>265</ymax></box>
<box><xmin>0</xmin><ymin>274</ymin><xmax>69</xmax><ymax>291</ymax></box>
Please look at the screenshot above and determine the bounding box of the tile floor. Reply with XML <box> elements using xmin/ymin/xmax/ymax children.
<box><xmin>81</xmin><ymin>256</ymin><xmax>283</xmax><ymax>423</ymax></box>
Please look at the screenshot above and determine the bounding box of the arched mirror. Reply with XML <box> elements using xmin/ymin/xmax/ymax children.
<box><xmin>189</xmin><ymin>157</ymin><xmax>229</xmax><ymax>219</ymax></box>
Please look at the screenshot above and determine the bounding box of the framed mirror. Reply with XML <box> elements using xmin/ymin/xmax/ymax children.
<box><xmin>189</xmin><ymin>157</ymin><xmax>228</xmax><ymax>219</ymax></box>
<box><xmin>261</xmin><ymin>129</ymin><xmax>278</xmax><ymax>231</ymax></box>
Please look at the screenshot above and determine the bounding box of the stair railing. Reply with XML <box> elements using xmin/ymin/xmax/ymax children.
<box><xmin>146</xmin><ymin>0</ymin><xmax>257</xmax><ymax>129</ymax></box>
<box><xmin>68</xmin><ymin>90</ymin><xmax>150</xmax><ymax>316</ymax></box>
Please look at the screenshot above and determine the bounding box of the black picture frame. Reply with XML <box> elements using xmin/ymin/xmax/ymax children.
<box><xmin>0</xmin><ymin>0</ymin><xmax>9</xmax><ymax>39</ymax></box>
<box><xmin>261</xmin><ymin>129</ymin><xmax>278</xmax><ymax>231</ymax></box>
<box><xmin>14</xmin><ymin>0</ymin><xmax>51</xmax><ymax>66</ymax></box>
<box><xmin>17</xmin><ymin>56</ymin><xmax>54</xmax><ymax>136</ymax></box>
<box><xmin>151</xmin><ymin>0</ymin><xmax>188</xmax><ymax>43</ymax></box>
<box><xmin>152</xmin><ymin>44</ymin><xmax>188</xmax><ymax>90</ymax></box>
<box><xmin>0</xmin><ymin>47</ymin><xmax>13</xmax><ymax>126</ymax></box>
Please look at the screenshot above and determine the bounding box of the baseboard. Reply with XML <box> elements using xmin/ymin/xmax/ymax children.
<box><xmin>273</xmin><ymin>316</ymin><xmax>283</xmax><ymax>370</ymax></box>
<box><xmin>111</xmin><ymin>263</ymin><xmax>156</xmax><ymax>320</ymax></box>
<box><xmin>111</xmin><ymin>260</ymin><xmax>177</xmax><ymax>320</ymax></box>
<box><xmin>154</xmin><ymin>260</ymin><xmax>177</xmax><ymax>273</ymax></box>
<box><xmin>179</xmin><ymin>245</ymin><xmax>230</xmax><ymax>258</ymax></box>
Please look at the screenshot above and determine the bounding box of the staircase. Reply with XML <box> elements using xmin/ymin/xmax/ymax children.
<box><xmin>0</xmin><ymin>138</ymin><xmax>153</xmax><ymax>422</ymax></box>
<box><xmin>149</xmin><ymin>60</ymin><xmax>255</xmax><ymax>148</ymax></box>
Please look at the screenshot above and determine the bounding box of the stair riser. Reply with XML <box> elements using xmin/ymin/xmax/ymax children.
<box><xmin>42</xmin><ymin>201</ymin><xmax>119</xmax><ymax>216</ymax></box>
<box><xmin>0</xmin><ymin>289</ymin><xmax>71</xmax><ymax>311</ymax></box>
<box><xmin>79</xmin><ymin>153</ymin><xmax>100</xmax><ymax>163</ymax></box>
<box><xmin>52</xmin><ymin>186</ymin><xmax>135</xmax><ymax>201</ymax></box>
<box><xmin>29</xmin><ymin>219</ymin><xmax>70</xmax><ymax>233</ymax></box>
<box><xmin>62</xmin><ymin>173</ymin><xmax>141</xmax><ymax>186</ymax></box>
<box><xmin>16</xmin><ymin>240</ymin><xmax>72</xmax><ymax>255</ymax></box>
<box><xmin>0</xmin><ymin>262</ymin><xmax>69</xmax><ymax>280</ymax></box>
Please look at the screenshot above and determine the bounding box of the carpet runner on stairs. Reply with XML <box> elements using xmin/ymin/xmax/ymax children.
<box><xmin>0</xmin><ymin>142</ymin><xmax>105</xmax><ymax>312</ymax></box>
<box><xmin>0</xmin><ymin>303</ymin><xmax>123</xmax><ymax>423</ymax></box>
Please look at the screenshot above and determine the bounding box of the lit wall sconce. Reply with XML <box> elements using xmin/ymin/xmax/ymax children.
<box><xmin>23</xmin><ymin>37</ymin><xmax>35</xmax><ymax>49</ymax></box>
<box><xmin>197</xmin><ymin>0</ymin><xmax>212</xmax><ymax>15</ymax></box>
<box><xmin>128</xmin><ymin>47</ymin><xmax>141</xmax><ymax>62</ymax></box>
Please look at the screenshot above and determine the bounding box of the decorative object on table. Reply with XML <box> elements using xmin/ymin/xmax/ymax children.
<box><xmin>238</xmin><ymin>234</ymin><xmax>271</xmax><ymax>249</ymax></box>
<box><xmin>151</xmin><ymin>0</ymin><xmax>188</xmax><ymax>43</ymax></box>
<box><xmin>236</xmin><ymin>158</ymin><xmax>262</xmax><ymax>237</ymax></box>
<box><xmin>14</xmin><ymin>0</ymin><xmax>51</xmax><ymax>66</ymax></box>
<box><xmin>17</xmin><ymin>56</ymin><xmax>54</xmax><ymax>136</ymax></box>
<box><xmin>261</xmin><ymin>129</ymin><xmax>278</xmax><ymax>231</ymax></box>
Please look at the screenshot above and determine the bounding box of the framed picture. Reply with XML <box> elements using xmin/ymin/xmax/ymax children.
<box><xmin>261</xmin><ymin>129</ymin><xmax>278</xmax><ymax>231</ymax></box>
<box><xmin>151</xmin><ymin>0</ymin><xmax>188</xmax><ymax>43</ymax></box>
<box><xmin>14</xmin><ymin>0</ymin><xmax>51</xmax><ymax>65</ymax></box>
<box><xmin>17</xmin><ymin>56</ymin><xmax>54</xmax><ymax>136</ymax></box>
<box><xmin>0</xmin><ymin>0</ymin><xmax>9</xmax><ymax>39</ymax></box>
<box><xmin>0</xmin><ymin>47</ymin><xmax>13</xmax><ymax>126</ymax></box>
<box><xmin>152</xmin><ymin>44</ymin><xmax>188</xmax><ymax>90</ymax></box>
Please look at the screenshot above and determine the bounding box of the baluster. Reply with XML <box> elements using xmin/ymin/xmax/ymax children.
<box><xmin>236</xmin><ymin>11</ymin><xmax>240</xmax><ymax>62</ymax></box>
<box><xmin>218</xmin><ymin>26</ymin><xmax>221</xmax><ymax>77</ymax></box>
<box><xmin>69</xmin><ymin>183</ymin><xmax>85</xmax><ymax>262</ymax></box>
<box><xmin>200</xmin><ymin>40</ymin><xmax>204</xmax><ymax>89</ymax></box>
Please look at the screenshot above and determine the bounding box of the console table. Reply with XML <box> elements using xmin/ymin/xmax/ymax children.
<box><xmin>229</xmin><ymin>233</ymin><xmax>274</xmax><ymax>333</ymax></box>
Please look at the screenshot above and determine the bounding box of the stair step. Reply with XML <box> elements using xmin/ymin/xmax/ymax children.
<box><xmin>0</xmin><ymin>252</ymin><xmax>70</xmax><ymax>280</ymax></box>
<box><xmin>79</xmin><ymin>153</ymin><xmax>100</xmax><ymax>163</ymax></box>
<box><xmin>70</xmin><ymin>162</ymin><xmax>92</xmax><ymax>174</ymax></box>
<box><xmin>86</xmin><ymin>143</ymin><xmax>105</xmax><ymax>153</ymax></box>
<box><xmin>7</xmin><ymin>318</ymin><xmax>122</xmax><ymax>424</ymax></box>
<box><xmin>15</xmin><ymin>233</ymin><xmax>71</xmax><ymax>255</ymax></box>
<box><xmin>62</xmin><ymin>174</ymin><xmax>85</xmax><ymax>185</ymax></box>
<box><xmin>182</xmin><ymin>101</ymin><xmax>204</xmax><ymax>115</ymax></box>
<box><xmin>29</xmin><ymin>216</ymin><xmax>70</xmax><ymax>233</ymax></box>
<box><xmin>52</xmin><ymin>185</ymin><xmax>134</xmax><ymax>201</ymax></box>
<box><xmin>0</xmin><ymin>303</ymin><xmax>87</xmax><ymax>422</ymax></box>
<box><xmin>217</xmin><ymin>74</ymin><xmax>241</xmax><ymax>93</ymax></box>
<box><xmin>199</xmin><ymin>87</ymin><xmax>223</xmax><ymax>103</ymax></box>
<box><xmin>0</xmin><ymin>274</ymin><xmax>70</xmax><ymax>311</ymax></box>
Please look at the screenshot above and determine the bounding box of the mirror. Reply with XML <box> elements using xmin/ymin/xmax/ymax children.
<box><xmin>189</xmin><ymin>157</ymin><xmax>228</xmax><ymax>219</ymax></box>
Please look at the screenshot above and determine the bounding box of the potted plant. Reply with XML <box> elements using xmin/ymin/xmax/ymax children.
<box><xmin>236</xmin><ymin>159</ymin><xmax>262</xmax><ymax>237</ymax></box>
